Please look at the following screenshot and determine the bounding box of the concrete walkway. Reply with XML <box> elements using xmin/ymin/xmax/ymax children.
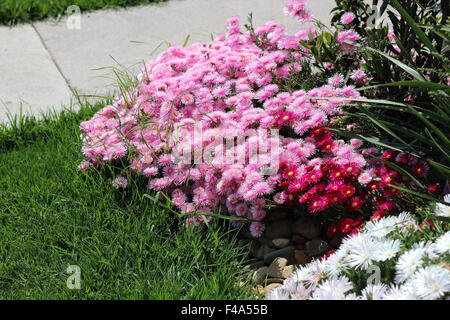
<box><xmin>0</xmin><ymin>0</ymin><xmax>336</xmax><ymax>123</ymax></box>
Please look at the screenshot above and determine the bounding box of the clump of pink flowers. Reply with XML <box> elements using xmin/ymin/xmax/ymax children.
<box><xmin>79</xmin><ymin>1</ymin><xmax>431</xmax><ymax>238</ymax></box>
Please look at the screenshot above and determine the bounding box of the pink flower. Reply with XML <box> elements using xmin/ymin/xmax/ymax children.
<box><xmin>250</xmin><ymin>222</ymin><xmax>266</xmax><ymax>238</ymax></box>
<box><xmin>340</xmin><ymin>12</ymin><xmax>356</xmax><ymax>25</ymax></box>
<box><xmin>112</xmin><ymin>176</ymin><xmax>128</xmax><ymax>188</ymax></box>
<box><xmin>327</xmin><ymin>74</ymin><xmax>344</xmax><ymax>87</ymax></box>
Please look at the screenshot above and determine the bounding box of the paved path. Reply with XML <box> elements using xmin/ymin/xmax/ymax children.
<box><xmin>0</xmin><ymin>0</ymin><xmax>336</xmax><ymax>123</ymax></box>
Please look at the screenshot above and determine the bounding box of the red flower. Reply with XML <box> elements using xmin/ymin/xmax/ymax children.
<box><xmin>347</xmin><ymin>196</ymin><xmax>364</xmax><ymax>211</ymax></box>
<box><xmin>367</xmin><ymin>181</ymin><xmax>379</xmax><ymax>191</ymax></box>
<box><xmin>307</xmin><ymin>195</ymin><xmax>329</xmax><ymax>212</ymax></box>
<box><xmin>288</xmin><ymin>180</ymin><xmax>307</xmax><ymax>193</ymax></box>
<box><xmin>341</xmin><ymin>185</ymin><xmax>356</xmax><ymax>198</ymax></box>
<box><xmin>327</xmin><ymin>221</ymin><xmax>339</xmax><ymax>239</ymax></box>
<box><xmin>329</xmin><ymin>168</ymin><xmax>344</xmax><ymax>180</ymax></box>
<box><xmin>381</xmin><ymin>173</ymin><xmax>394</xmax><ymax>185</ymax></box>
<box><xmin>352</xmin><ymin>216</ymin><xmax>364</xmax><ymax>228</ymax></box>
<box><xmin>428</xmin><ymin>183</ymin><xmax>439</xmax><ymax>193</ymax></box>
<box><xmin>278</xmin><ymin>180</ymin><xmax>290</xmax><ymax>188</ymax></box>
<box><xmin>419</xmin><ymin>220</ymin><xmax>435</xmax><ymax>230</ymax></box>
<box><xmin>338</xmin><ymin>218</ymin><xmax>354</xmax><ymax>233</ymax></box>
<box><xmin>381</xmin><ymin>150</ymin><xmax>396</xmax><ymax>161</ymax></box>
<box><xmin>371</xmin><ymin>209</ymin><xmax>385</xmax><ymax>220</ymax></box>
<box><xmin>326</xmin><ymin>180</ymin><xmax>345</xmax><ymax>192</ymax></box>
<box><xmin>342</xmin><ymin>164</ymin><xmax>359</xmax><ymax>177</ymax></box>
<box><xmin>316</xmin><ymin>136</ymin><xmax>334</xmax><ymax>152</ymax></box>
<box><xmin>282</xmin><ymin>166</ymin><xmax>297</xmax><ymax>180</ymax></box>
<box><xmin>307</xmin><ymin>169</ymin><xmax>324</xmax><ymax>184</ymax></box>
<box><xmin>379</xmin><ymin>201</ymin><xmax>395</xmax><ymax>212</ymax></box>
<box><xmin>411</xmin><ymin>162</ymin><xmax>427</xmax><ymax>176</ymax></box>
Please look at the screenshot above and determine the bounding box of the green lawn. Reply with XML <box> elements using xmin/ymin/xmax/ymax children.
<box><xmin>0</xmin><ymin>104</ymin><xmax>253</xmax><ymax>299</ymax></box>
<box><xmin>0</xmin><ymin>0</ymin><xmax>165</xmax><ymax>25</ymax></box>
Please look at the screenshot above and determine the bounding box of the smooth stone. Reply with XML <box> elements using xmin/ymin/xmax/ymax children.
<box><xmin>306</xmin><ymin>239</ymin><xmax>330</xmax><ymax>257</ymax></box>
<box><xmin>244</xmin><ymin>260</ymin><xmax>265</xmax><ymax>271</ymax></box>
<box><xmin>264</xmin><ymin>246</ymin><xmax>295</xmax><ymax>266</ymax></box>
<box><xmin>252</xmin><ymin>266</ymin><xmax>268</xmax><ymax>285</ymax></box>
<box><xmin>267</xmin><ymin>257</ymin><xmax>288</xmax><ymax>278</ymax></box>
<box><xmin>265</xmin><ymin>278</ymin><xmax>285</xmax><ymax>284</ymax></box>
<box><xmin>272</xmin><ymin>238</ymin><xmax>291</xmax><ymax>249</ymax></box>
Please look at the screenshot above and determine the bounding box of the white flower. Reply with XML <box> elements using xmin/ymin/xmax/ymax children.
<box><xmin>409</xmin><ymin>265</ymin><xmax>450</xmax><ymax>300</ymax></box>
<box><xmin>434</xmin><ymin>194</ymin><xmax>450</xmax><ymax>217</ymax></box>
<box><xmin>395</xmin><ymin>211</ymin><xmax>417</xmax><ymax>233</ymax></box>
<box><xmin>395</xmin><ymin>248</ymin><xmax>425</xmax><ymax>283</ymax></box>
<box><xmin>323</xmin><ymin>248</ymin><xmax>349</xmax><ymax>276</ymax></box>
<box><xmin>281</xmin><ymin>278</ymin><xmax>312</xmax><ymax>300</ymax></box>
<box><xmin>289</xmin><ymin>284</ymin><xmax>313</xmax><ymax>300</ymax></box>
<box><xmin>347</xmin><ymin>236</ymin><xmax>379</xmax><ymax>270</ymax></box>
<box><xmin>373</xmin><ymin>239</ymin><xmax>401</xmax><ymax>261</ymax></box>
<box><xmin>435</xmin><ymin>231</ymin><xmax>450</xmax><ymax>254</ymax></box>
<box><xmin>291</xmin><ymin>260</ymin><xmax>325</xmax><ymax>287</ymax></box>
<box><xmin>344</xmin><ymin>293</ymin><xmax>362</xmax><ymax>300</ymax></box>
<box><xmin>381</xmin><ymin>284</ymin><xmax>418</xmax><ymax>300</ymax></box>
<box><xmin>267</xmin><ymin>287</ymin><xmax>289</xmax><ymax>300</ymax></box>
<box><xmin>310</xmin><ymin>276</ymin><xmax>353</xmax><ymax>300</ymax></box>
<box><xmin>413</xmin><ymin>241</ymin><xmax>439</xmax><ymax>260</ymax></box>
<box><xmin>291</xmin><ymin>265</ymin><xmax>313</xmax><ymax>283</ymax></box>
<box><xmin>364</xmin><ymin>216</ymin><xmax>398</xmax><ymax>238</ymax></box>
<box><xmin>360</xmin><ymin>283</ymin><xmax>389</xmax><ymax>300</ymax></box>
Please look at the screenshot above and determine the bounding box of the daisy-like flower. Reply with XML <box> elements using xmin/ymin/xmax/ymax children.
<box><xmin>395</xmin><ymin>248</ymin><xmax>425</xmax><ymax>283</ymax></box>
<box><xmin>310</xmin><ymin>276</ymin><xmax>353</xmax><ymax>300</ymax></box>
<box><xmin>394</xmin><ymin>211</ymin><xmax>417</xmax><ymax>233</ymax></box>
<box><xmin>327</xmin><ymin>74</ymin><xmax>344</xmax><ymax>87</ymax></box>
<box><xmin>294</xmin><ymin>260</ymin><xmax>326</xmax><ymax>288</ymax></box>
<box><xmin>323</xmin><ymin>248</ymin><xmax>349</xmax><ymax>276</ymax></box>
<box><xmin>364</xmin><ymin>216</ymin><xmax>398</xmax><ymax>238</ymax></box>
<box><xmin>347</xmin><ymin>236</ymin><xmax>378</xmax><ymax>270</ymax></box>
<box><xmin>409</xmin><ymin>265</ymin><xmax>450</xmax><ymax>300</ymax></box>
<box><xmin>283</xmin><ymin>279</ymin><xmax>312</xmax><ymax>300</ymax></box>
<box><xmin>360</xmin><ymin>283</ymin><xmax>389</xmax><ymax>300</ymax></box>
<box><xmin>412</xmin><ymin>241</ymin><xmax>439</xmax><ymax>260</ymax></box>
<box><xmin>382</xmin><ymin>284</ymin><xmax>418</xmax><ymax>300</ymax></box>
<box><xmin>266</xmin><ymin>287</ymin><xmax>290</xmax><ymax>300</ymax></box>
<box><xmin>373</xmin><ymin>239</ymin><xmax>401</xmax><ymax>262</ymax></box>
<box><xmin>434</xmin><ymin>231</ymin><xmax>450</xmax><ymax>254</ymax></box>
<box><xmin>434</xmin><ymin>194</ymin><xmax>450</xmax><ymax>217</ymax></box>
<box><xmin>249</xmin><ymin>222</ymin><xmax>265</xmax><ymax>238</ymax></box>
<box><xmin>112</xmin><ymin>176</ymin><xmax>128</xmax><ymax>188</ymax></box>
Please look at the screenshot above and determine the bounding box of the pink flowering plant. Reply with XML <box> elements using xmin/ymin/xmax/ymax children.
<box><xmin>79</xmin><ymin>0</ymin><xmax>441</xmax><ymax>239</ymax></box>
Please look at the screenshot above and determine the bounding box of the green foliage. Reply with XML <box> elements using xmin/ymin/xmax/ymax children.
<box><xmin>0</xmin><ymin>0</ymin><xmax>165</xmax><ymax>25</ymax></box>
<box><xmin>327</xmin><ymin>0</ymin><xmax>450</xmax><ymax>184</ymax></box>
<box><xmin>0</xmin><ymin>103</ymin><xmax>252</xmax><ymax>299</ymax></box>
